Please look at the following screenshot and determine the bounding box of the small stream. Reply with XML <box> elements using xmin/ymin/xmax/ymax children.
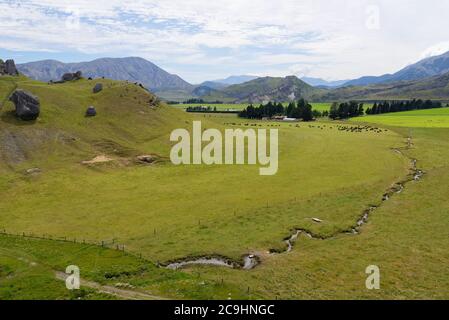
<box><xmin>161</xmin><ymin>138</ymin><xmax>423</xmax><ymax>271</ymax></box>
<box><xmin>166</xmin><ymin>258</ymin><xmax>236</xmax><ymax>270</ymax></box>
<box><xmin>164</xmin><ymin>254</ymin><xmax>260</xmax><ymax>271</ymax></box>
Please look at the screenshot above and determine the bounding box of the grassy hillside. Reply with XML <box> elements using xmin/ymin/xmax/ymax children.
<box><xmin>1</xmin><ymin>75</ymin><xmax>449</xmax><ymax>299</ymax></box>
<box><xmin>0</xmin><ymin>75</ymin><xmax>247</xmax><ymax>299</ymax></box>
<box><xmin>0</xmin><ymin>76</ymin><xmax>192</xmax><ymax>175</ymax></box>
<box><xmin>203</xmin><ymin>76</ymin><xmax>324</xmax><ymax>103</ymax></box>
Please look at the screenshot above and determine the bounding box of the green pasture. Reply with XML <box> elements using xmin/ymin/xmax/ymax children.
<box><xmin>352</xmin><ymin>107</ymin><xmax>449</xmax><ymax>128</ymax></box>
<box><xmin>1</xmin><ymin>76</ymin><xmax>449</xmax><ymax>299</ymax></box>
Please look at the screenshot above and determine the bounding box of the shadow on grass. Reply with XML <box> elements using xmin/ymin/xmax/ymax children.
<box><xmin>0</xmin><ymin>110</ymin><xmax>37</xmax><ymax>126</ymax></box>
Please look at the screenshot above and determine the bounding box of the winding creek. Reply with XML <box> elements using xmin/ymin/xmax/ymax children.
<box><xmin>161</xmin><ymin>138</ymin><xmax>423</xmax><ymax>271</ymax></box>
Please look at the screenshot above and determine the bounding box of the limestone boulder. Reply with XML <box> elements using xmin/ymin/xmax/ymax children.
<box><xmin>9</xmin><ymin>89</ymin><xmax>40</xmax><ymax>121</ymax></box>
<box><xmin>86</xmin><ymin>106</ymin><xmax>97</xmax><ymax>117</ymax></box>
<box><xmin>93</xmin><ymin>83</ymin><xmax>103</xmax><ymax>93</ymax></box>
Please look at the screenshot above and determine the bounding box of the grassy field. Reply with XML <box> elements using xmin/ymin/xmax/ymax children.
<box><xmin>352</xmin><ymin>107</ymin><xmax>449</xmax><ymax>128</ymax></box>
<box><xmin>1</xmin><ymin>75</ymin><xmax>449</xmax><ymax>299</ymax></box>
<box><xmin>0</xmin><ymin>123</ymin><xmax>407</xmax><ymax>261</ymax></box>
<box><xmin>0</xmin><ymin>233</ymin><xmax>248</xmax><ymax>300</ymax></box>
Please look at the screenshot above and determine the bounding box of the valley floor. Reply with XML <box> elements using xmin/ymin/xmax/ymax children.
<box><xmin>1</xmin><ymin>76</ymin><xmax>448</xmax><ymax>299</ymax></box>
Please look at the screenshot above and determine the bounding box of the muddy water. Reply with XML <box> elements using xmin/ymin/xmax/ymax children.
<box><xmin>164</xmin><ymin>255</ymin><xmax>259</xmax><ymax>270</ymax></box>
<box><xmin>243</xmin><ymin>255</ymin><xmax>259</xmax><ymax>269</ymax></box>
<box><xmin>285</xmin><ymin>231</ymin><xmax>301</xmax><ymax>252</ymax></box>
<box><xmin>166</xmin><ymin>258</ymin><xmax>235</xmax><ymax>270</ymax></box>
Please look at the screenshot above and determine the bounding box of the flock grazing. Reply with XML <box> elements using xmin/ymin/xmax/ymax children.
<box><xmin>223</xmin><ymin>122</ymin><xmax>388</xmax><ymax>134</ymax></box>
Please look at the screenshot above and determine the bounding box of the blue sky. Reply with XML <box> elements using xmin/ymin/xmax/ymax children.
<box><xmin>1</xmin><ymin>0</ymin><xmax>449</xmax><ymax>84</ymax></box>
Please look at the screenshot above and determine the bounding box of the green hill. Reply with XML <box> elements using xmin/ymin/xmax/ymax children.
<box><xmin>0</xmin><ymin>75</ymin><xmax>192</xmax><ymax>176</ymax></box>
<box><xmin>203</xmin><ymin>76</ymin><xmax>324</xmax><ymax>103</ymax></box>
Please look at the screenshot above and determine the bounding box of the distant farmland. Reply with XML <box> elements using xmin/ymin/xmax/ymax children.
<box><xmin>352</xmin><ymin>107</ymin><xmax>449</xmax><ymax>127</ymax></box>
<box><xmin>171</xmin><ymin>102</ymin><xmax>335</xmax><ymax>112</ymax></box>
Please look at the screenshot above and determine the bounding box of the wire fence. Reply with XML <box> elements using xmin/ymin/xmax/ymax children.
<box><xmin>0</xmin><ymin>228</ymin><xmax>146</xmax><ymax>261</ymax></box>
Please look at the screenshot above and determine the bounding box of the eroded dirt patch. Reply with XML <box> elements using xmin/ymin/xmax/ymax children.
<box><xmin>81</xmin><ymin>155</ymin><xmax>115</xmax><ymax>165</ymax></box>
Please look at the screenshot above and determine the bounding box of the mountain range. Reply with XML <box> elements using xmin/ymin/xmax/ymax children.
<box><xmin>17</xmin><ymin>57</ymin><xmax>193</xmax><ymax>92</ymax></box>
<box><xmin>211</xmin><ymin>75</ymin><xmax>259</xmax><ymax>85</ymax></box>
<box><xmin>344</xmin><ymin>51</ymin><xmax>449</xmax><ymax>86</ymax></box>
<box><xmin>300</xmin><ymin>77</ymin><xmax>350</xmax><ymax>88</ymax></box>
<box><xmin>201</xmin><ymin>76</ymin><xmax>323</xmax><ymax>103</ymax></box>
<box><xmin>317</xmin><ymin>72</ymin><xmax>449</xmax><ymax>101</ymax></box>
<box><xmin>15</xmin><ymin>50</ymin><xmax>449</xmax><ymax>102</ymax></box>
<box><xmin>198</xmin><ymin>76</ymin><xmax>259</xmax><ymax>90</ymax></box>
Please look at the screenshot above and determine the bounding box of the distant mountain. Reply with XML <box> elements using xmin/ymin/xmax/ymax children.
<box><xmin>343</xmin><ymin>75</ymin><xmax>393</xmax><ymax>87</ymax></box>
<box><xmin>213</xmin><ymin>75</ymin><xmax>259</xmax><ymax>85</ymax></box>
<box><xmin>204</xmin><ymin>76</ymin><xmax>324</xmax><ymax>103</ymax></box>
<box><xmin>198</xmin><ymin>81</ymin><xmax>228</xmax><ymax>90</ymax></box>
<box><xmin>345</xmin><ymin>51</ymin><xmax>449</xmax><ymax>87</ymax></box>
<box><xmin>317</xmin><ymin>72</ymin><xmax>449</xmax><ymax>101</ymax></box>
<box><xmin>192</xmin><ymin>85</ymin><xmax>221</xmax><ymax>97</ymax></box>
<box><xmin>17</xmin><ymin>57</ymin><xmax>193</xmax><ymax>91</ymax></box>
<box><xmin>301</xmin><ymin>77</ymin><xmax>349</xmax><ymax>88</ymax></box>
<box><xmin>197</xmin><ymin>75</ymin><xmax>259</xmax><ymax>92</ymax></box>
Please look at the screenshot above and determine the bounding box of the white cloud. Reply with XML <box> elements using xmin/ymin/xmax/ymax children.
<box><xmin>0</xmin><ymin>0</ymin><xmax>449</xmax><ymax>82</ymax></box>
<box><xmin>420</xmin><ymin>42</ymin><xmax>449</xmax><ymax>60</ymax></box>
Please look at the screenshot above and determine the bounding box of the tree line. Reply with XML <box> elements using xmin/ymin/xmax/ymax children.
<box><xmin>183</xmin><ymin>98</ymin><xmax>224</xmax><ymax>104</ymax></box>
<box><xmin>329</xmin><ymin>101</ymin><xmax>364</xmax><ymax>120</ymax></box>
<box><xmin>186</xmin><ymin>106</ymin><xmax>239</xmax><ymax>114</ymax></box>
<box><xmin>232</xmin><ymin>99</ymin><xmax>447</xmax><ymax>121</ymax></box>
<box><xmin>366</xmin><ymin>99</ymin><xmax>443</xmax><ymax>115</ymax></box>
<box><xmin>238</xmin><ymin>99</ymin><xmax>314</xmax><ymax>121</ymax></box>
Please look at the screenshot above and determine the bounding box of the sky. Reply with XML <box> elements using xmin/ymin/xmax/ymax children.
<box><xmin>1</xmin><ymin>0</ymin><xmax>449</xmax><ymax>84</ymax></box>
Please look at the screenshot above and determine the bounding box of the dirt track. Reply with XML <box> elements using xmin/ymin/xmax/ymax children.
<box><xmin>55</xmin><ymin>271</ymin><xmax>167</xmax><ymax>300</ymax></box>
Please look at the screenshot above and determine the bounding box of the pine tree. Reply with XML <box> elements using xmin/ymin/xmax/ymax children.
<box><xmin>302</xmin><ymin>103</ymin><xmax>314</xmax><ymax>121</ymax></box>
<box><xmin>286</xmin><ymin>102</ymin><xmax>295</xmax><ymax>117</ymax></box>
<box><xmin>329</xmin><ymin>102</ymin><xmax>339</xmax><ymax>120</ymax></box>
<box><xmin>358</xmin><ymin>103</ymin><xmax>364</xmax><ymax>116</ymax></box>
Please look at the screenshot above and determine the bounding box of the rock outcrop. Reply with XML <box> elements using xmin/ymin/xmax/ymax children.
<box><xmin>9</xmin><ymin>90</ymin><xmax>40</xmax><ymax>120</ymax></box>
<box><xmin>26</xmin><ymin>168</ymin><xmax>42</xmax><ymax>175</ymax></box>
<box><xmin>93</xmin><ymin>83</ymin><xmax>103</xmax><ymax>93</ymax></box>
<box><xmin>136</xmin><ymin>155</ymin><xmax>157</xmax><ymax>164</ymax></box>
<box><xmin>86</xmin><ymin>106</ymin><xmax>97</xmax><ymax>117</ymax></box>
<box><xmin>0</xmin><ymin>59</ymin><xmax>19</xmax><ymax>76</ymax></box>
<box><xmin>61</xmin><ymin>71</ymin><xmax>82</xmax><ymax>82</ymax></box>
